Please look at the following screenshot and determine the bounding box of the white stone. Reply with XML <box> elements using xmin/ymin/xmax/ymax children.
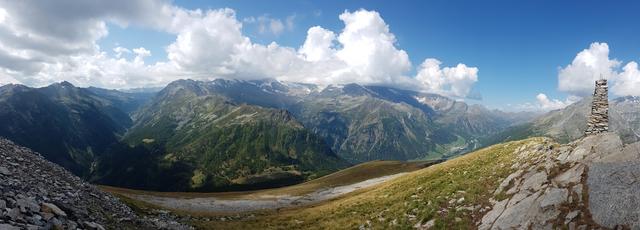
<box><xmin>414</xmin><ymin>219</ymin><xmax>435</xmax><ymax>229</ymax></box>
<box><xmin>539</xmin><ymin>187</ymin><xmax>568</xmax><ymax>209</ymax></box>
<box><xmin>479</xmin><ymin>199</ymin><xmax>508</xmax><ymax>229</ymax></box>
<box><xmin>494</xmin><ymin>170</ymin><xmax>522</xmax><ymax>195</ymax></box>
<box><xmin>553</xmin><ymin>164</ymin><xmax>585</xmax><ymax>187</ymax></box>
<box><xmin>521</xmin><ymin>171</ymin><xmax>547</xmax><ymax>192</ymax></box>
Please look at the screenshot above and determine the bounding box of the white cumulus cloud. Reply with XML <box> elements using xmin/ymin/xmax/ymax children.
<box><xmin>558</xmin><ymin>42</ymin><xmax>620</xmax><ymax>96</ymax></box>
<box><xmin>0</xmin><ymin>1</ymin><xmax>480</xmax><ymax>99</ymax></box>
<box><xmin>558</xmin><ymin>42</ymin><xmax>640</xmax><ymax>97</ymax></box>
<box><xmin>415</xmin><ymin>59</ymin><xmax>478</xmax><ymax>98</ymax></box>
<box><xmin>113</xmin><ymin>47</ymin><xmax>131</xmax><ymax>58</ymax></box>
<box><xmin>535</xmin><ymin>93</ymin><xmax>579</xmax><ymax>111</ymax></box>
<box><xmin>612</xmin><ymin>61</ymin><xmax>640</xmax><ymax>97</ymax></box>
<box><xmin>516</xmin><ymin>93</ymin><xmax>579</xmax><ymax>112</ymax></box>
<box><xmin>334</xmin><ymin>10</ymin><xmax>411</xmax><ymax>84</ymax></box>
<box><xmin>299</xmin><ymin>26</ymin><xmax>335</xmax><ymax>62</ymax></box>
<box><xmin>243</xmin><ymin>14</ymin><xmax>295</xmax><ymax>36</ymax></box>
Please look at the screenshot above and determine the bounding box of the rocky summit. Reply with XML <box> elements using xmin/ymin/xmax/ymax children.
<box><xmin>0</xmin><ymin>138</ymin><xmax>190</xmax><ymax>230</ymax></box>
<box><xmin>478</xmin><ymin>132</ymin><xmax>640</xmax><ymax>229</ymax></box>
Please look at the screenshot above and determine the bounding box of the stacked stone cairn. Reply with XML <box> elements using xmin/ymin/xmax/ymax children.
<box><xmin>585</xmin><ymin>79</ymin><xmax>609</xmax><ymax>135</ymax></box>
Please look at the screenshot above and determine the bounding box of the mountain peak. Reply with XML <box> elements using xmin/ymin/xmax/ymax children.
<box><xmin>47</xmin><ymin>81</ymin><xmax>75</xmax><ymax>88</ymax></box>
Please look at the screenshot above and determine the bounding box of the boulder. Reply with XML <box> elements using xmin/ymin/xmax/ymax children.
<box><xmin>0</xmin><ymin>224</ymin><xmax>21</xmax><ymax>230</ymax></box>
<box><xmin>553</xmin><ymin>164</ymin><xmax>584</xmax><ymax>187</ymax></box>
<box><xmin>41</xmin><ymin>202</ymin><xmax>67</xmax><ymax>217</ymax></box>
<box><xmin>520</xmin><ymin>171</ymin><xmax>547</xmax><ymax>192</ymax></box>
<box><xmin>539</xmin><ymin>187</ymin><xmax>568</xmax><ymax>208</ymax></box>
<box><xmin>16</xmin><ymin>198</ymin><xmax>39</xmax><ymax>213</ymax></box>
<box><xmin>0</xmin><ymin>166</ymin><xmax>10</xmax><ymax>175</ymax></box>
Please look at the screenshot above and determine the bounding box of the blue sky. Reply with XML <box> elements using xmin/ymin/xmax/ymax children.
<box><xmin>2</xmin><ymin>0</ymin><xmax>639</xmax><ymax>110</ymax></box>
<box><xmin>96</xmin><ymin>0</ymin><xmax>640</xmax><ymax>109</ymax></box>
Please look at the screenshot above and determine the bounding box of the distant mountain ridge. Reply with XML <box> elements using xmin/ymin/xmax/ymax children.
<box><xmin>0</xmin><ymin>79</ymin><xmax>533</xmax><ymax>192</ymax></box>
<box><xmin>104</xmin><ymin>80</ymin><xmax>347</xmax><ymax>191</ymax></box>
<box><xmin>0</xmin><ymin>82</ymin><xmax>142</xmax><ymax>175</ymax></box>
<box><xmin>482</xmin><ymin>96</ymin><xmax>640</xmax><ymax>145</ymax></box>
<box><xmin>133</xmin><ymin>78</ymin><xmax>531</xmax><ymax>162</ymax></box>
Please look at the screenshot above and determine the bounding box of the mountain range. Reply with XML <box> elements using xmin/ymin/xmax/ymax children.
<box><xmin>0</xmin><ymin>79</ymin><xmax>535</xmax><ymax>191</ymax></box>
<box><xmin>0</xmin><ymin>82</ymin><xmax>147</xmax><ymax>176</ymax></box>
<box><xmin>483</xmin><ymin>96</ymin><xmax>640</xmax><ymax>145</ymax></box>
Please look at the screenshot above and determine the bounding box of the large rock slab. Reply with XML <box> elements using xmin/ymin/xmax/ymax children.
<box><xmin>492</xmin><ymin>191</ymin><xmax>544</xmax><ymax>229</ymax></box>
<box><xmin>553</xmin><ymin>164</ymin><xmax>584</xmax><ymax>186</ymax></box>
<box><xmin>539</xmin><ymin>187</ymin><xmax>568</xmax><ymax>208</ymax></box>
<box><xmin>572</xmin><ymin>132</ymin><xmax>623</xmax><ymax>163</ymax></box>
<box><xmin>588</xmin><ymin>161</ymin><xmax>640</xmax><ymax>228</ymax></box>
<box><xmin>598</xmin><ymin>141</ymin><xmax>640</xmax><ymax>163</ymax></box>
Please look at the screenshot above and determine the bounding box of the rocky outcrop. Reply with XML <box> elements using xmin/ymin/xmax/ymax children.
<box><xmin>478</xmin><ymin>132</ymin><xmax>640</xmax><ymax>229</ymax></box>
<box><xmin>0</xmin><ymin>138</ymin><xmax>190</xmax><ymax>229</ymax></box>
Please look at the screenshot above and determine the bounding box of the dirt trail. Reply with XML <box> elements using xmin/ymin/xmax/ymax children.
<box><xmin>126</xmin><ymin>173</ymin><xmax>407</xmax><ymax>213</ymax></box>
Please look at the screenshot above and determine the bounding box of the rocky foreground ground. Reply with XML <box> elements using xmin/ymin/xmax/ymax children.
<box><xmin>3</xmin><ymin>131</ymin><xmax>640</xmax><ymax>229</ymax></box>
<box><xmin>0</xmin><ymin>138</ymin><xmax>191</xmax><ymax>230</ymax></box>
<box><xmin>476</xmin><ymin>132</ymin><xmax>640</xmax><ymax>229</ymax></box>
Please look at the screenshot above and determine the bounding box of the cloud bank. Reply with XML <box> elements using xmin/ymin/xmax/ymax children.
<box><xmin>0</xmin><ymin>0</ymin><xmax>479</xmax><ymax>99</ymax></box>
<box><xmin>526</xmin><ymin>42</ymin><xmax>640</xmax><ymax>111</ymax></box>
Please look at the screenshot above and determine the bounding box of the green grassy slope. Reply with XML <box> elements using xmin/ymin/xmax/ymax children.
<box><xmin>185</xmin><ymin>137</ymin><xmax>552</xmax><ymax>229</ymax></box>
<box><xmin>102</xmin><ymin>160</ymin><xmax>438</xmax><ymax>200</ymax></box>
<box><xmin>94</xmin><ymin>82</ymin><xmax>348</xmax><ymax>192</ymax></box>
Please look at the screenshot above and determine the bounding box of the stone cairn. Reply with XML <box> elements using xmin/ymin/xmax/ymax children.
<box><xmin>585</xmin><ymin>79</ymin><xmax>609</xmax><ymax>135</ymax></box>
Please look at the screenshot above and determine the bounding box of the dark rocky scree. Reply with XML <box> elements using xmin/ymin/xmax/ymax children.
<box><xmin>0</xmin><ymin>138</ymin><xmax>190</xmax><ymax>230</ymax></box>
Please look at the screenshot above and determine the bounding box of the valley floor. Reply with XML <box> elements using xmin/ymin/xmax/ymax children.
<box><xmin>107</xmin><ymin>173</ymin><xmax>407</xmax><ymax>213</ymax></box>
<box><xmin>101</xmin><ymin>160</ymin><xmax>434</xmax><ymax>213</ymax></box>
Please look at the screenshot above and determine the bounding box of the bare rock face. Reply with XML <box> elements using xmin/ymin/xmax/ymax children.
<box><xmin>0</xmin><ymin>138</ymin><xmax>191</xmax><ymax>229</ymax></box>
<box><xmin>584</xmin><ymin>134</ymin><xmax>640</xmax><ymax>229</ymax></box>
<box><xmin>478</xmin><ymin>132</ymin><xmax>640</xmax><ymax>229</ymax></box>
<box><xmin>478</xmin><ymin>140</ymin><xmax>582</xmax><ymax>229</ymax></box>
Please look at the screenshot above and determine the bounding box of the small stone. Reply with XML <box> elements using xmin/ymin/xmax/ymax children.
<box><xmin>42</xmin><ymin>212</ymin><xmax>55</xmax><ymax>220</ymax></box>
<box><xmin>521</xmin><ymin>171</ymin><xmax>547</xmax><ymax>192</ymax></box>
<box><xmin>414</xmin><ymin>219</ymin><xmax>435</xmax><ymax>229</ymax></box>
<box><xmin>0</xmin><ymin>199</ymin><xmax>6</xmax><ymax>209</ymax></box>
<box><xmin>479</xmin><ymin>199</ymin><xmax>508</xmax><ymax>229</ymax></box>
<box><xmin>0</xmin><ymin>224</ymin><xmax>20</xmax><ymax>230</ymax></box>
<box><xmin>0</xmin><ymin>166</ymin><xmax>10</xmax><ymax>175</ymax></box>
<box><xmin>495</xmin><ymin>170</ymin><xmax>522</xmax><ymax>195</ymax></box>
<box><xmin>27</xmin><ymin>214</ymin><xmax>44</xmax><ymax>226</ymax></box>
<box><xmin>67</xmin><ymin>221</ymin><xmax>78</xmax><ymax>230</ymax></box>
<box><xmin>7</xmin><ymin>208</ymin><xmax>21</xmax><ymax>221</ymax></box>
<box><xmin>507</xmin><ymin>192</ymin><xmax>529</xmax><ymax>207</ymax></box>
<box><xmin>553</xmin><ymin>164</ymin><xmax>585</xmax><ymax>187</ymax></box>
<box><xmin>565</xmin><ymin>210</ymin><xmax>580</xmax><ymax>224</ymax></box>
<box><xmin>572</xmin><ymin>184</ymin><xmax>583</xmax><ymax>202</ymax></box>
<box><xmin>49</xmin><ymin>218</ymin><xmax>63</xmax><ymax>229</ymax></box>
<box><xmin>41</xmin><ymin>203</ymin><xmax>67</xmax><ymax>217</ymax></box>
<box><xmin>83</xmin><ymin>221</ymin><xmax>106</xmax><ymax>230</ymax></box>
<box><xmin>539</xmin><ymin>188</ymin><xmax>568</xmax><ymax>208</ymax></box>
<box><xmin>16</xmin><ymin>198</ymin><xmax>39</xmax><ymax>213</ymax></box>
<box><xmin>456</xmin><ymin>197</ymin><xmax>465</xmax><ymax>204</ymax></box>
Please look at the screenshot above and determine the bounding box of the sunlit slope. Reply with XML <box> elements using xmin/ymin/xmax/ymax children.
<box><xmin>199</xmin><ymin>137</ymin><xmax>551</xmax><ymax>229</ymax></box>
<box><xmin>102</xmin><ymin>160</ymin><xmax>435</xmax><ymax>200</ymax></box>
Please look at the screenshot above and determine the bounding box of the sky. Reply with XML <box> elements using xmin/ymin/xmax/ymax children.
<box><xmin>0</xmin><ymin>0</ymin><xmax>639</xmax><ymax>111</ymax></box>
